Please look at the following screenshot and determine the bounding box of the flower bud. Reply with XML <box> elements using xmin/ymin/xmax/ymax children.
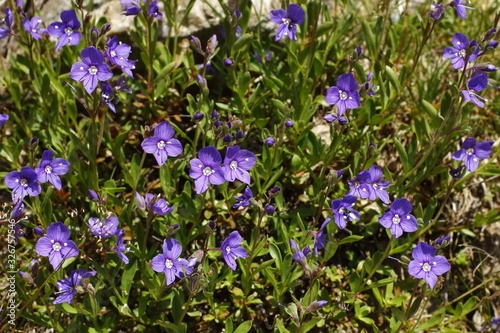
<box><xmin>265</xmin><ymin>137</ymin><xmax>275</xmax><ymax>146</ymax></box>
<box><xmin>224</xmin><ymin>58</ymin><xmax>233</xmax><ymax>67</ymax></box>
<box><xmin>285</xmin><ymin>119</ymin><xmax>294</xmax><ymax>128</ymax></box>
<box><xmin>206</xmin><ymin>34</ymin><xmax>218</xmax><ymax>56</ymax></box>
<box><xmin>194</xmin><ymin>112</ymin><xmax>204</xmax><ymax>120</ymax></box>
<box><xmin>33</xmin><ymin>227</ymin><xmax>43</xmax><ymax>236</ymax></box>
<box><xmin>323</xmin><ymin>114</ymin><xmax>336</xmax><ymax>123</ymax></box>
<box><xmin>265</xmin><ymin>205</ymin><xmax>275</xmax><ymax>215</ymax></box>
<box><xmin>211</xmin><ymin>109</ymin><xmax>218</xmax><ymax>119</ymax></box>
<box><xmin>305</xmin><ymin>300</ymin><xmax>328</xmax><ymax>314</ymax></box>
<box><xmin>88</xmin><ymin>190</ymin><xmax>100</xmax><ymax>201</ymax></box>
<box><xmin>235</xmin><ymin>130</ymin><xmax>244</xmax><ymax>140</ymax></box>
<box><xmin>223</xmin><ymin>134</ymin><xmax>232</xmax><ymax>143</ymax></box>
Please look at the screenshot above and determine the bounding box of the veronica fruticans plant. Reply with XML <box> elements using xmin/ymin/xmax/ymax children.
<box><xmin>35</xmin><ymin>222</ymin><xmax>79</xmax><ymax>270</ymax></box>
<box><xmin>141</xmin><ymin>121</ymin><xmax>183</xmax><ymax>167</ymax></box>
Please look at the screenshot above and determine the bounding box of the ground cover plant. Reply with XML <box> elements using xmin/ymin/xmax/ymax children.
<box><xmin>0</xmin><ymin>0</ymin><xmax>499</xmax><ymax>332</ymax></box>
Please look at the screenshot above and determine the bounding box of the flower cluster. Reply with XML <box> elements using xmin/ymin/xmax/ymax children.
<box><xmin>5</xmin><ymin>150</ymin><xmax>70</xmax><ymax>203</ymax></box>
<box><xmin>189</xmin><ymin>145</ymin><xmax>256</xmax><ymax>194</ymax></box>
<box><xmin>53</xmin><ymin>269</ymin><xmax>96</xmax><ymax>304</ymax></box>
<box><xmin>347</xmin><ymin>165</ymin><xmax>390</xmax><ymax>204</ymax></box>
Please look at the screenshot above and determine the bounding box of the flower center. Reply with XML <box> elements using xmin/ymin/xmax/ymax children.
<box><xmin>339</xmin><ymin>90</ymin><xmax>348</xmax><ymax>100</ymax></box>
<box><xmin>20</xmin><ymin>179</ymin><xmax>28</xmax><ymax>187</ymax></box>
<box><xmin>45</xmin><ymin>165</ymin><xmax>52</xmax><ymax>174</ymax></box>
<box><xmin>282</xmin><ymin>18</ymin><xmax>291</xmax><ymax>26</ymax></box>
<box><xmin>165</xmin><ymin>259</ymin><xmax>173</xmax><ymax>269</ymax></box>
<box><xmin>459</xmin><ymin>49</ymin><xmax>466</xmax><ymax>57</ymax></box>
<box><xmin>32</xmin><ymin>28</ymin><xmax>37</xmax><ymax>32</ymax></box>
<box><xmin>110</xmin><ymin>50</ymin><xmax>116</xmax><ymax>57</ymax></box>
<box><xmin>466</xmin><ymin>148</ymin><xmax>474</xmax><ymax>155</ymax></box>
<box><xmin>392</xmin><ymin>214</ymin><xmax>401</xmax><ymax>224</ymax></box>
<box><xmin>422</xmin><ymin>262</ymin><xmax>431</xmax><ymax>272</ymax></box>
<box><xmin>157</xmin><ymin>140</ymin><xmax>165</xmax><ymax>149</ymax></box>
<box><xmin>353</xmin><ymin>181</ymin><xmax>359</xmax><ymax>188</ymax></box>
<box><xmin>373</xmin><ymin>183</ymin><xmax>378</xmax><ymax>189</ymax></box>
<box><xmin>230</xmin><ymin>160</ymin><xmax>238</xmax><ymax>171</ymax></box>
<box><xmin>203</xmin><ymin>167</ymin><xmax>214</xmax><ymax>176</ymax></box>
<box><xmin>64</xmin><ymin>27</ymin><xmax>73</xmax><ymax>35</ymax></box>
<box><xmin>52</xmin><ymin>242</ymin><xmax>61</xmax><ymax>251</ymax></box>
<box><xmin>88</xmin><ymin>66</ymin><xmax>98</xmax><ymax>75</ymax></box>
<box><xmin>226</xmin><ymin>246</ymin><xmax>231</xmax><ymax>254</ymax></box>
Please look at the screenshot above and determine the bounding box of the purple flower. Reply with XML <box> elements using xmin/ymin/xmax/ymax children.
<box><xmin>88</xmin><ymin>215</ymin><xmax>119</xmax><ymax>237</ymax></box>
<box><xmin>290</xmin><ymin>239</ymin><xmax>310</xmax><ymax>265</ymax></box>
<box><xmin>0</xmin><ymin>9</ymin><xmax>13</xmax><ymax>40</ymax></box>
<box><xmin>269</xmin><ymin>4</ymin><xmax>305</xmax><ymax>41</ymax></box>
<box><xmin>148</xmin><ymin>0</ymin><xmax>162</xmax><ymax>18</ymax></box>
<box><xmin>23</xmin><ymin>17</ymin><xmax>46</xmax><ymax>40</ymax></box>
<box><xmin>35</xmin><ymin>222</ymin><xmax>79</xmax><ymax>270</ymax></box>
<box><xmin>0</xmin><ymin>114</ymin><xmax>9</xmax><ymax>127</ymax></box>
<box><xmin>448</xmin><ymin>165</ymin><xmax>465</xmax><ymax>179</ymax></box>
<box><xmin>5</xmin><ymin>166</ymin><xmax>41</xmax><ymax>203</ymax></box>
<box><xmin>223</xmin><ymin>145</ymin><xmax>256</xmax><ymax>184</ymax></box>
<box><xmin>453</xmin><ymin>0</ymin><xmax>474</xmax><ymax>19</ymax></box>
<box><xmin>367</xmin><ymin>165</ymin><xmax>390</xmax><ymax>204</ymax></box>
<box><xmin>461</xmin><ymin>72</ymin><xmax>488</xmax><ymax>108</ymax></box>
<box><xmin>53</xmin><ymin>269</ymin><xmax>96</xmax><ymax>304</ymax></box>
<box><xmin>101</xmin><ymin>82</ymin><xmax>117</xmax><ymax>112</ymax></box>
<box><xmin>347</xmin><ymin>170</ymin><xmax>373</xmax><ymax>199</ymax></box>
<box><xmin>189</xmin><ymin>146</ymin><xmax>226</xmax><ymax>194</ymax></box>
<box><xmin>312</xmin><ymin>218</ymin><xmax>331</xmax><ymax>256</ymax></box>
<box><xmin>151</xmin><ymin>238</ymin><xmax>193</xmax><ymax>285</ymax></box>
<box><xmin>121</xmin><ymin>0</ymin><xmax>144</xmax><ymax>16</ymax></box>
<box><xmin>135</xmin><ymin>192</ymin><xmax>174</xmax><ymax>215</ymax></box>
<box><xmin>325</xmin><ymin>73</ymin><xmax>361</xmax><ymax>117</ymax></box>
<box><xmin>452</xmin><ymin>138</ymin><xmax>493</xmax><ymax>172</ymax></box>
<box><xmin>47</xmin><ymin>10</ymin><xmax>81</xmax><ymax>51</ymax></box>
<box><xmin>430</xmin><ymin>3</ymin><xmax>444</xmax><ymax>20</ymax></box>
<box><xmin>220</xmin><ymin>231</ymin><xmax>249</xmax><ymax>270</ymax></box>
<box><xmin>141</xmin><ymin>121</ymin><xmax>183</xmax><ymax>166</ymax></box>
<box><xmin>233</xmin><ymin>186</ymin><xmax>254</xmax><ymax>209</ymax></box>
<box><xmin>114</xmin><ymin>229</ymin><xmax>132</xmax><ymax>264</ymax></box>
<box><xmin>106</xmin><ymin>36</ymin><xmax>136</xmax><ymax>78</ymax></box>
<box><xmin>378</xmin><ymin>198</ymin><xmax>418</xmax><ymax>238</ymax></box>
<box><xmin>330</xmin><ymin>196</ymin><xmax>360</xmax><ymax>229</ymax></box>
<box><xmin>408</xmin><ymin>242</ymin><xmax>451</xmax><ymax>289</ymax></box>
<box><xmin>443</xmin><ymin>33</ymin><xmax>480</xmax><ymax>70</ymax></box>
<box><xmin>70</xmin><ymin>47</ymin><xmax>113</xmax><ymax>94</ymax></box>
<box><xmin>35</xmin><ymin>150</ymin><xmax>70</xmax><ymax>190</ymax></box>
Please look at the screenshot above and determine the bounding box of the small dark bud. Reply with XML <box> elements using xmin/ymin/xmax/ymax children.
<box><xmin>265</xmin><ymin>205</ymin><xmax>275</xmax><ymax>214</ymax></box>
<box><xmin>235</xmin><ymin>130</ymin><xmax>244</xmax><ymax>140</ymax></box>
<box><xmin>285</xmin><ymin>119</ymin><xmax>294</xmax><ymax>128</ymax></box>
<box><xmin>271</xmin><ymin>186</ymin><xmax>281</xmax><ymax>194</ymax></box>
<box><xmin>214</xmin><ymin>120</ymin><xmax>221</xmax><ymax>128</ymax></box>
<box><xmin>224</xmin><ymin>58</ymin><xmax>233</xmax><ymax>67</ymax></box>
<box><xmin>90</xmin><ymin>26</ymin><xmax>99</xmax><ymax>46</ymax></box>
<box><xmin>265</xmin><ymin>137</ymin><xmax>275</xmax><ymax>146</ymax></box>
<box><xmin>33</xmin><ymin>227</ymin><xmax>43</xmax><ymax>236</ymax></box>
<box><xmin>194</xmin><ymin>112</ymin><xmax>204</xmax><ymax>120</ymax></box>
<box><xmin>190</xmin><ymin>35</ymin><xmax>204</xmax><ymax>55</ymax></box>
<box><xmin>223</xmin><ymin>134</ymin><xmax>232</xmax><ymax>143</ymax></box>
<box><xmin>88</xmin><ymin>190</ymin><xmax>99</xmax><ymax>201</ymax></box>
<box><xmin>100</xmin><ymin>24</ymin><xmax>111</xmax><ymax>36</ymax></box>
<box><xmin>211</xmin><ymin>109</ymin><xmax>218</xmax><ymax>119</ymax></box>
<box><xmin>208</xmin><ymin>220</ymin><xmax>216</xmax><ymax>230</ymax></box>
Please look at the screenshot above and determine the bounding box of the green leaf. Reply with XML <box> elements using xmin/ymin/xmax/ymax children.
<box><xmin>120</xmin><ymin>260</ymin><xmax>138</xmax><ymax>301</ymax></box>
<box><xmin>338</xmin><ymin>235</ymin><xmax>364</xmax><ymax>245</ymax></box>
<box><xmin>234</xmin><ymin>320</ymin><xmax>252</xmax><ymax>333</ymax></box>
<box><xmin>385</xmin><ymin>66</ymin><xmax>401</xmax><ymax>94</ymax></box>
<box><xmin>394</xmin><ymin>138</ymin><xmax>411</xmax><ymax>173</ymax></box>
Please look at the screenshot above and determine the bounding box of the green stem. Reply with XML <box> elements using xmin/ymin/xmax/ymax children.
<box><xmin>356</xmin><ymin>237</ymin><xmax>394</xmax><ymax>293</ymax></box>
